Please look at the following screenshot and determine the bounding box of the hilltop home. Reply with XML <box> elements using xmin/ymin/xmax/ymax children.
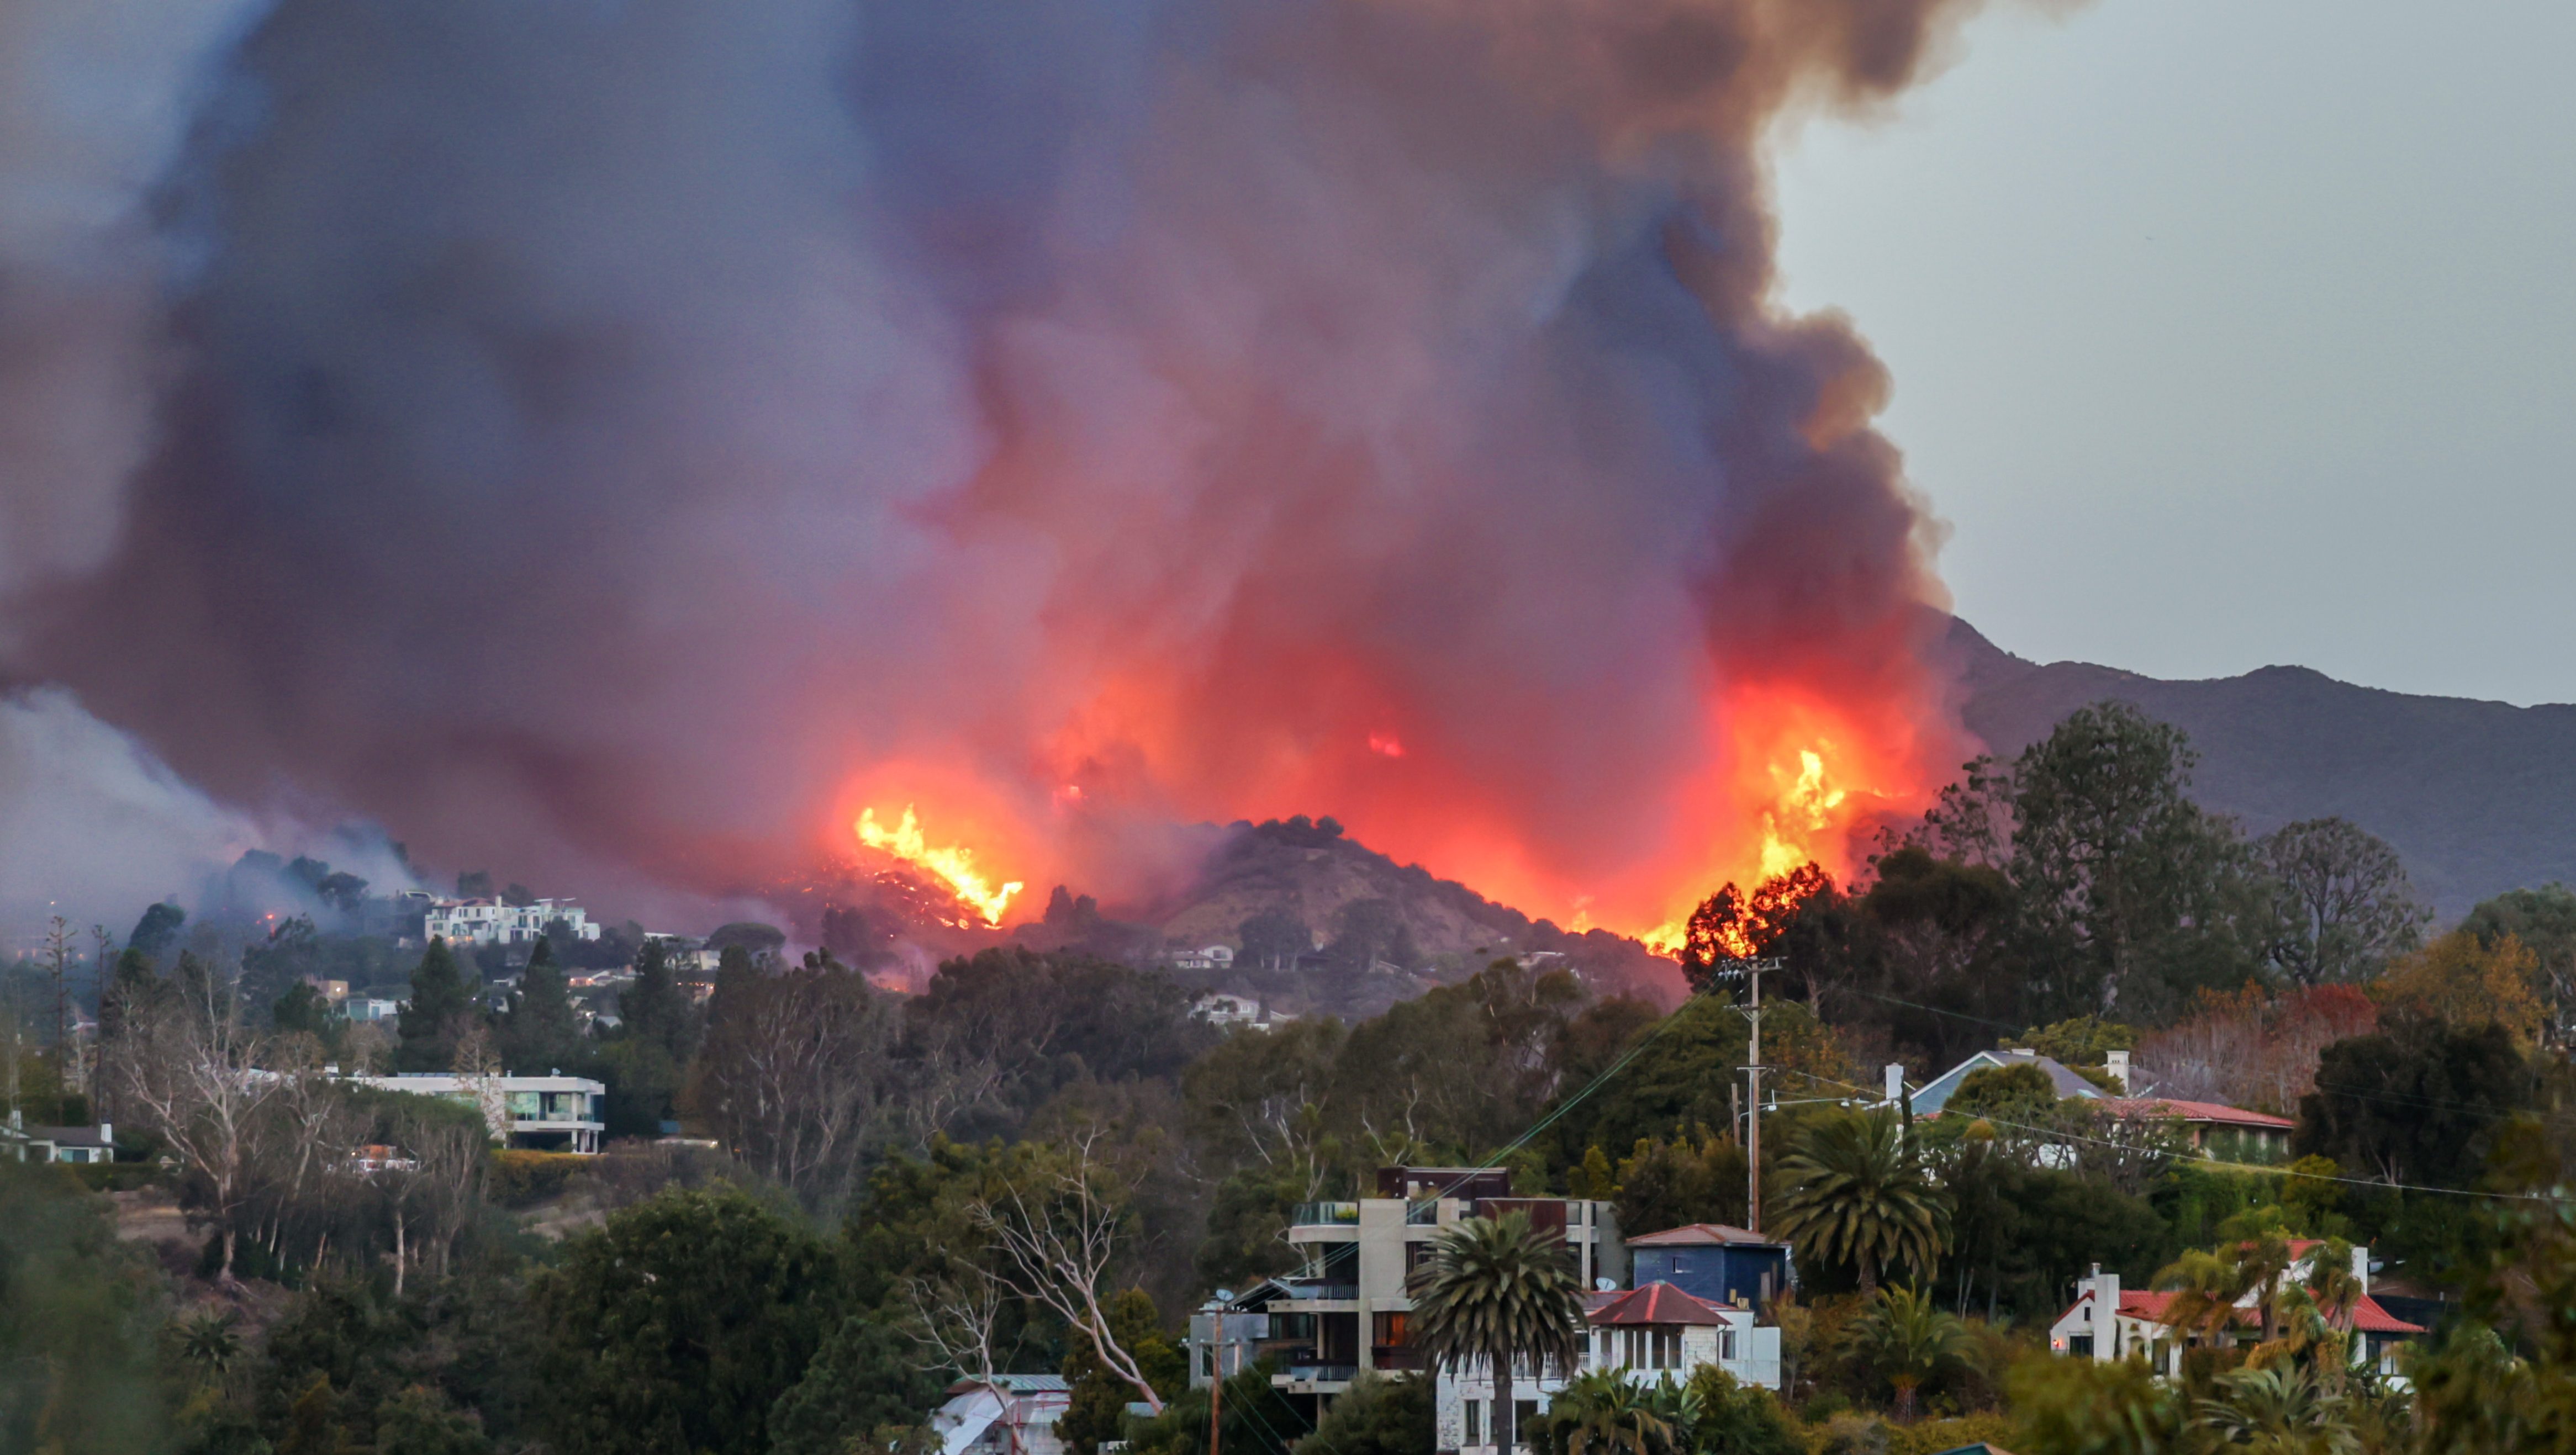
<box><xmin>423</xmin><ymin>897</ymin><xmax>603</xmax><ymax>948</ymax></box>
<box><xmin>931</xmin><ymin>1374</ymin><xmax>1070</xmax><ymax>1455</ymax></box>
<box><xmin>1</xmin><ymin>1118</ymin><xmax>114</xmax><ymax>1165</ymax></box>
<box><xmin>1909</xmin><ymin>1048</ymin><xmax>2107</xmax><ymax>1115</ymax></box>
<box><xmin>1625</xmin><ymin>1223</ymin><xmax>1793</xmax><ymax>1309</ymax></box>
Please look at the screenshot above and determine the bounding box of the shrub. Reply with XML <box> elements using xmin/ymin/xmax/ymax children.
<box><xmin>485</xmin><ymin>1150</ymin><xmax>587</xmax><ymax>1208</ymax></box>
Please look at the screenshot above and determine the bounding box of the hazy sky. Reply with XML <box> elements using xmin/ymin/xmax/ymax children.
<box><xmin>1772</xmin><ymin>0</ymin><xmax>2576</xmax><ymax>706</ymax></box>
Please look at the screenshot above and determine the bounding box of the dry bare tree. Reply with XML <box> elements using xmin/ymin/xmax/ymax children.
<box><xmin>115</xmin><ymin>961</ymin><xmax>284</xmax><ymax>1279</ymax></box>
<box><xmin>904</xmin><ymin>1262</ymin><xmax>1009</xmax><ymax>1384</ymax></box>
<box><xmin>968</xmin><ymin>1126</ymin><xmax>1164</xmax><ymax>1413</ymax></box>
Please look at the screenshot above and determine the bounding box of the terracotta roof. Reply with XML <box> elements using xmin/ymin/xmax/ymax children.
<box><xmin>2103</xmin><ymin>1097</ymin><xmax>2295</xmax><ymax>1130</ymax></box>
<box><xmin>2067</xmin><ymin>1288</ymin><xmax>2424</xmax><ymax>1336</ymax></box>
<box><xmin>1588</xmin><ymin>1282</ymin><xmax>1734</xmax><ymax>1327</ymax></box>
<box><xmin>1625</xmin><ymin>1223</ymin><xmax>1782</xmax><ymax>1247</ymax></box>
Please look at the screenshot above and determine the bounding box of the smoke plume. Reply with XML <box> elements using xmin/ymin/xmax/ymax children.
<box><xmin>2</xmin><ymin>0</ymin><xmax>1981</xmax><ymax>937</ymax></box>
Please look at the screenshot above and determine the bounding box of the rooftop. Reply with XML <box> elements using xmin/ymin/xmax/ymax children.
<box><xmin>1627</xmin><ymin>1222</ymin><xmax>1786</xmax><ymax>1248</ymax></box>
<box><xmin>1587</xmin><ymin>1282</ymin><xmax>1734</xmax><ymax>1327</ymax></box>
<box><xmin>2102</xmin><ymin>1097</ymin><xmax>2295</xmax><ymax>1130</ymax></box>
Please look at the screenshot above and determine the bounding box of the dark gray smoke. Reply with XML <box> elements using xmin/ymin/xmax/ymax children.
<box><xmin>1</xmin><ymin>0</ymin><xmax>1984</xmax><ymax>935</ymax></box>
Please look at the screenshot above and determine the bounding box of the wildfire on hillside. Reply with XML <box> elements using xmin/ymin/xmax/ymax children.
<box><xmin>853</xmin><ymin>805</ymin><xmax>1024</xmax><ymax>928</ymax></box>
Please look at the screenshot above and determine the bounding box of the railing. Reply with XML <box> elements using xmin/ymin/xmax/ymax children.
<box><xmin>1282</xmin><ymin>1364</ymin><xmax>1359</xmax><ymax>1384</ymax></box>
<box><xmin>1291</xmin><ymin>1202</ymin><xmax>1360</xmax><ymax>1226</ymax></box>
<box><xmin>1284</xmin><ymin>1282</ymin><xmax>1359</xmax><ymax>1301</ymax></box>
<box><xmin>1370</xmin><ymin>1346</ymin><xmax>1424</xmax><ymax>1371</ymax></box>
<box><xmin>1404</xmin><ymin>1199</ymin><xmax>1442</xmax><ymax>1225</ymax></box>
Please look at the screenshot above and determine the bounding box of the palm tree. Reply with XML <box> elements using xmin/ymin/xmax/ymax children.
<box><xmin>2195</xmin><ymin>1362</ymin><xmax>2359</xmax><ymax>1455</ymax></box>
<box><xmin>1766</xmin><ymin>1107</ymin><xmax>1948</xmax><ymax>1296</ymax></box>
<box><xmin>1411</xmin><ymin>1211</ymin><xmax>1589</xmax><ymax>1452</ymax></box>
<box><xmin>1848</xmin><ymin>1285</ymin><xmax>1970</xmax><ymax>1421</ymax></box>
<box><xmin>1528</xmin><ymin>1370</ymin><xmax>1686</xmax><ymax>1455</ymax></box>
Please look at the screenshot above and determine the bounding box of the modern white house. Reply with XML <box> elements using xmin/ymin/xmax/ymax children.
<box><xmin>2049</xmin><ymin>1244</ymin><xmax>2427</xmax><ymax>1383</ymax></box>
<box><xmin>1192</xmin><ymin>993</ymin><xmax>1286</xmax><ymax>1031</ymax></box>
<box><xmin>1171</xmin><ymin>944</ymin><xmax>1237</xmax><ymax>972</ymax></box>
<box><xmin>930</xmin><ymin>1374</ymin><xmax>1070</xmax><ymax>1455</ymax></box>
<box><xmin>1436</xmin><ymin>1283</ymin><xmax>1783</xmax><ymax>1454</ymax></box>
<box><xmin>423</xmin><ymin>897</ymin><xmax>603</xmax><ymax>948</ymax></box>
<box><xmin>349</xmin><ymin>1072</ymin><xmax>609</xmax><ymax>1154</ymax></box>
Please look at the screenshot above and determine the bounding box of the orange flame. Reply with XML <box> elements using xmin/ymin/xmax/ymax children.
<box><xmin>853</xmin><ymin>805</ymin><xmax>1025</xmax><ymax>927</ymax></box>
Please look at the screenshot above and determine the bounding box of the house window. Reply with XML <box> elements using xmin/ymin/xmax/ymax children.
<box><xmin>1465</xmin><ymin>1399</ymin><xmax>1481</xmax><ymax>1446</ymax></box>
<box><xmin>1516</xmin><ymin>1401</ymin><xmax>1538</xmax><ymax>1445</ymax></box>
<box><xmin>1719</xmin><ymin>1327</ymin><xmax>1736</xmax><ymax>1362</ymax></box>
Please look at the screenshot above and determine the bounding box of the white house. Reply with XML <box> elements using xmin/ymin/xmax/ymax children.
<box><xmin>1</xmin><ymin>1118</ymin><xmax>114</xmax><ymax>1165</ymax></box>
<box><xmin>1171</xmin><ymin>944</ymin><xmax>1237</xmax><ymax>972</ymax></box>
<box><xmin>1437</xmin><ymin>1283</ymin><xmax>1781</xmax><ymax>1455</ymax></box>
<box><xmin>1192</xmin><ymin>993</ymin><xmax>1278</xmax><ymax>1031</ymax></box>
<box><xmin>423</xmin><ymin>897</ymin><xmax>603</xmax><ymax>948</ymax></box>
<box><xmin>2049</xmin><ymin>1244</ymin><xmax>2426</xmax><ymax>1383</ymax></box>
<box><xmin>349</xmin><ymin>1072</ymin><xmax>609</xmax><ymax>1154</ymax></box>
<box><xmin>931</xmin><ymin>1374</ymin><xmax>1070</xmax><ymax>1455</ymax></box>
<box><xmin>347</xmin><ymin>997</ymin><xmax>403</xmax><ymax>1023</ymax></box>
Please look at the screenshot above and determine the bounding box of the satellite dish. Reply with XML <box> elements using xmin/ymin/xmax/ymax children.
<box><xmin>1596</xmin><ymin>1277</ymin><xmax>1617</xmax><ymax>1292</ymax></box>
<box><xmin>1213</xmin><ymin>1289</ymin><xmax>1236</xmax><ymax>1303</ymax></box>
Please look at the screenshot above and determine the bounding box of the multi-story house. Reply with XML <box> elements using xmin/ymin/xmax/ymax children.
<box><xmin>1261</xmin><ymin>1167</ymin><xmax>1625</xmax><ymax>1406</ymax></box>
<box><xmin>1436</xmin><ymin>1283</ymin><xmax>1785</xmax><ymax>1454</ymax></box>
<box><xmin>350</xmin><ymin>1072</ymin><xmax>609</xmax><ymax>1154</ymax></box>
<box><xmin>423</xmin><ymin>897</ymin><xmax>604</xmax><ymax>948</ymax></box>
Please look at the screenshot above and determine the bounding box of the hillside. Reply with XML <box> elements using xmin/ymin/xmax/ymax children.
<box><xmin>1943</xmin><ymin>618</ymin><xmax>2576</xmax><ymax>916</ymax></box>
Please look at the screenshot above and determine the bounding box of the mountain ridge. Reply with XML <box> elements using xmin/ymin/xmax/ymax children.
<box><xmin>1942</xmin><ymin>617</ymin><xmax>2576</xmax><ymax>916</ymax></box>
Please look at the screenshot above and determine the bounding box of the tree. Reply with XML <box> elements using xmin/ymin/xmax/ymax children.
<box><xmin>2462</xmin><ymin>885</ymin><xmax>2576</xmax><ymax>1047</ymax></box>
<box><xmin>532</xmin><ymin>1188</ymin><xmax>838</xmax><ymax>1455</ymax></box>
<box><xmin>1766</xmin><ymin>1107</ymin><xmax>1948</xmax><ymax>1296</ymax></box>
<box><xmin>273</xmin><ymin>981</ymin><xmax>337</xmax><ymax>1040</ymax></box>
<box><xmin>497</xmin><ymin>935</ymin><xmax>583</xmax><ymax>1075</ymax></box>
<box><xmin>129</xmin><ymin>901</ymin><xmax>187</xmax><ymax>961</ymax></box>
<box><xmin>2294</xmin><ymin>1012</ymin><xmax>2530</xmax><ymax>1188</ymax></box>
<box><xmin>2008</xmin><ymin>703</ymin><xmax>2265</xmax><ymax>1019</ymax></box>
<box><xmin>1682</xmin><ymin>1367</ymin><xmax>1803</xmax><ymax>1455</ymax></box>
<box><xmin>767</xmin><ymin>1315</ymin><xmax>948</xmax><ymax>1455</ymax></box>
<box><xmin>0</xmin><ymin>1159</ymin><xmax>173</xmax><ymax>1453</ymax></box>
<box><xmin>1945</xmin><ymin>1063</ymin><xmax>2061</xmax><ymax>1123</ymax></box>
<box><xmin>2193</xmin><ymin>1363</ymin><xmax>2356</xmax><ymax>1454</ymax></box>
<box><xmin>2260</xmin><ymin>818</ymin><xmax>2426</xmax><ymax>986</ymax></box>
<box><xmin>1676</xmin><ymin>864</ymin><xmax>1833</xmax><ymax>994</ymax></box>
<box><xmin>971</xmin><ymin>1129</ymin><xmax>1169</xmax><ymax>1414</ymax></box>
<box><xmin>620</xmin><ymin>938</ymin><xmax>696</xmax><ymax>1064</ymax></box>
<box><xmin>1525</xmin><ymin>1368</ymin><xmax>1683</xmax><ymax>1455</ymax></box>
<box><xmin>1060</xmin><ymin>1288</ymin><xmax>1184</xmax><ymax>1455</ymax></box>
<box><xmin>397</xmin><ymin>939</ymin><xmax>473</xmax><ymax>1072</ymax></box>
<box><xmin>2007</xmin><ymin>1353</ymin><xmax>2184</xmax><ymax>1455</ymax></box>
<box><xmin>695</xmin><ymin>949</ymin><xmax>894</xmax><ymax>1210</ymax></box>
<box><xmin>2373</xmin><ymin>931</ymin><xmax>2546</xmax><ymax>1045</ymax></box>
<box><xmin>1237</xmin><ymin>908</ymin><xmax>1310</xmax><ymax>973</ymax></box>
<box><xmin>1299</xmin><ymin>1370</ymin><xmax>1435</xmax><ymax>1455</ymax></box>
<box><xmin>1610</xmin><ymin>1131</ymin><xmax>1748</xmax><ymax>1236</ymax></box>
<box><xmin>113</xmin><ymin>955</ymin><xmax>285</xmax><ymax>1278</ymax></box>
<box><xmin>1847</xmin><ymin>1285</ymin><xmax>1970</xmax><ymax>1421</ymax></box>
<box><xmin>1408</xmin><ymin>1211</ymin><xmax>1588</xmax><ymax>1455</ymax></box>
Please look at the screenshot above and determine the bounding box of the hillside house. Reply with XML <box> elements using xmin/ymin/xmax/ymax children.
<box><xmin>1626</xmin><ymin>1223</ymin><xmax>1793</xmax><ymax>1308</ymax></box>
<box><xmin>1171</xmin><ymin>944</ymin><xmax>1237</xmax><ymax>972</ymax></box>
<box><xmin>423</xmin><ymin>897</ymin><xmax>603</xmax><ymax>948</ymax></box>
<box><xmin>1910</xmin><ymin>1049</ymin><xmax>2106</xmax><ymax>1115</ymax></box>
<box><xmin>349</xmin><ymin>1072</ymin><xmax>608</xmax><ymax>1154</ymax></box>
<box><xmin>2050</xmin><ymin>1245</ymin><xmax>2426</xmax><ymax>1382</ymax></box>
<box><xmin>2100</xmin><ymin>1097</ymin><xmax>2296</xmax><ymax>1163</ymax></box>
<box><xmin>2</xmin><ymin>1118</ymin><xmax>114</xmax><ymax>1165</ymax></box>
<box><xmin>1437</xmin><ymin>1283</ymin><xmax>1782</xmax><ymax>1454</ymax></box>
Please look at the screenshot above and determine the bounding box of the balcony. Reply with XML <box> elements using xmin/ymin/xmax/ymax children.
<box><xmin>1279</xmin><ymin>1364</ymin><xmax>1359</xmax><ymax>1387</ymax></box>
<box><xmin>1370</xmin><ymin>1346</ymin><xmax>1424</xmax><ymax>1372</ymax></box>
<box><xmin>1279</xmin><ymin>1282</ymin><xmax>1359</xmax><ymax>1303</ymax></box>
<box><xmin>1404</xmin><ymin>1199</ymin><xmax>1442</xmax><ymax>1225</ymax></box>
<box><xmin>1291</xmin><ymin>1202</ymin><xmax>1359</xmax><ymax>1227</ymax></box>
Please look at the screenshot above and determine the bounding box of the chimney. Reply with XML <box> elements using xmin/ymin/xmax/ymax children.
<box><xmin>2092</xmin><ymin>1264</ymin><xmax>2120</xmax><ymax>1362</ymax></box>
<box><xmin>97</xmin><ymin>1121</ymin><xmax>111</xmax><ymax>1146</ymax></box>
<box><xmin>1883</xmin><ymin>1063</ymin><xmax>1905</xmax><ymax>1104</ymax></box>
<box><xmin>2351</xmin><ymin>1243</ymin><xmax>2370</xmax><ymax>1298</ymax></box>
<box><xmin>2106</xmin><ymin>1049</ymin><xmax>2132</xmax><ymax>1094</ymax></box>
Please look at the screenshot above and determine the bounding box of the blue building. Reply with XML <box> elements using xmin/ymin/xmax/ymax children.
<box><xmin>1625</xmin><ymin>1224</ymin><xmax>1792</xmax><ymax>1308</ymax></box>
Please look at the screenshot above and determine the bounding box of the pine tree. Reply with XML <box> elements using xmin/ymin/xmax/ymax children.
<box><xmin>620</xmin><ymin>938</ymin><xmax>696</xmax><ymax>1064</ymax></box>
<box><xmin>502</xmin><ymin>936</ymin><xmax>584</xmax><ymax>1075</ymax></box>
<box><xmin>397</xmin><ymin>938</ymin><xmax>473</xmax><ymax>1072</ymax></box>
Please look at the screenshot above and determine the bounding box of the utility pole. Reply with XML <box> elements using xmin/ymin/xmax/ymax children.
<box><xmin>1725</xmin><ymin>956</ymin><xmax>1783</xmax><ymax>1237</ymax></box>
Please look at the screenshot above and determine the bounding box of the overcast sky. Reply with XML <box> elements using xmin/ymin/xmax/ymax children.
<box><xmin>1772</xmin><ymin>0</ymin><xmax>2576</xmax><ymax>706</ymax></box>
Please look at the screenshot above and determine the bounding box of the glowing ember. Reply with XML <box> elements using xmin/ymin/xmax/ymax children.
<box><xmin>853</xmin><ymin>805</ymin><xmax>1025</xmax><ymax>927</ymax></box>
<box><xmin>1368</xmin><ymin>732</ymin><xmax>1406</xmax><ymax>759</ymax></box>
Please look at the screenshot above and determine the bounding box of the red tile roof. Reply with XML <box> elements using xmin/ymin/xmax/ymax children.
<box><xmin>1625</xmin><ymin>1223</ymin><xmax>1782</xmax><ymax>1247</ymax></box>
<box><xmin>1588</xmin><ymin>1282</ymin><xmax>1734</xmax><ymax>1327</ymax></box>
<box><xmin>2103</xmin><ymin>1097</ymin><xmax>2295</xmax><ymax>1130</ymax></box>
<box><xmin>2067</xmin><ymin>1288</ymin><xmax>2423</xmax><ymax>1336</ymax></box>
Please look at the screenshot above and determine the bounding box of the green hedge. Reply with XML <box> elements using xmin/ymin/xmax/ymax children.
<box><xmin>488</xmin><ymin>1148</ymin><xmax>589</xmax><ymax>1208</ymax></box>
<box><xmin>65</xmin><ymin>1162</ymin><xmax>167</xmax><ymax>1193</ymax></box>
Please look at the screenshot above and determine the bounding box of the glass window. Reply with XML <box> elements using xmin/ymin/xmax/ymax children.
<box><xmin>1465</xmin><ymin>1400</ymin><xmax>1481</xmax><ymax>1446</ymax></box>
